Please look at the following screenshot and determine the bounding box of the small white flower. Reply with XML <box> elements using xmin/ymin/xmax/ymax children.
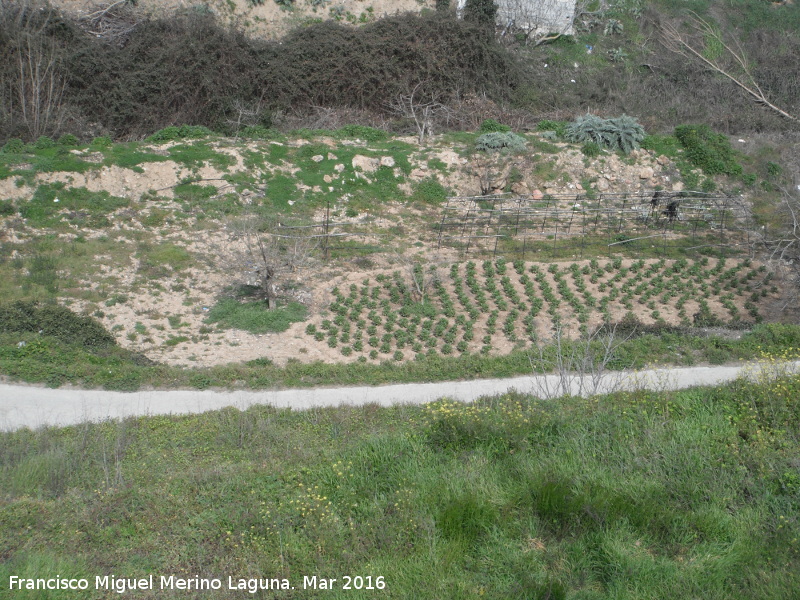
<box><xmin>53</xmin><ymin>197</ymin><xmax>59</xmax><ymax>203</ymax></box>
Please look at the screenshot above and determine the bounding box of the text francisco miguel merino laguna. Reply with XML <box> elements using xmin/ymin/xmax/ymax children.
<box><xmin>7</xmin><ymin>574</ymin><xmax>388</xmax><ymax>593</ymax></box>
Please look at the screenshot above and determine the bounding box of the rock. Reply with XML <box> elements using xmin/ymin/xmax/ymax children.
<box><xmin>352</xmin><ymin>155</ymin><xmax>379</xmax><ymax>173</ymax></box>
<box><xmin>511</xmin><ymin>182</ymin><xmax>529</xmax><ymax>195</ymax></box>
<box><xmin>672</xmin><ymin>181</ymin><xmax>684</xmax><ymax>192</ymax></box>
<box><xmin>639</xmin><ymin>166</ymin><xmax>654</xmax><ymax>180</ymax></box>
<box><xmin>657</xmin><ymin>155</ymin><xmax>670</xmax><ymax>166</ymax></box>
<box><xmin>596</xmin><ymin>178</ymin><xmax>610</xmax><ymax>191</ymax></box>
<box><xmin>334</xmin><ymin>163</ymin><xmax>345</xmax><ymax>173</ymax></box>
<box><xmin>327</xmin><ymin>153</ymin><xmax>337</xmax><ymax>160</ymax></box>
<box><xmin>323</xmin><ymin>174</ymin><xmax>333</xmax><ymax>183</ymax></box>
<box><xmin>380</xmin><ymin>156</ymin><xmax>395</xmax><ymax>167</ymax></box>
<box><xmin>410</xmin><ymin>168</ymin><xmax>428</xmax><ymax>179</ymax></box>
<box><xmin>311</xmin><ymin>155</ymin><xmax>324</xmax><ymax>163</ymax></box>
<box><xmin>532</xmin><ymin>189</ymin><xmax>544</xmax><ymax>200</ymax></box>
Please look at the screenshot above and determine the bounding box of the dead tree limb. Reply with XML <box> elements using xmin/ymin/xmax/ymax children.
<box><xmin>661</xmin><ymin>13</ymin><xmax>798</xmax><ymax>123</ymax></box>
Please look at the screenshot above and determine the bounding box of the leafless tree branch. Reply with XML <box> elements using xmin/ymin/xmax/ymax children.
<box><xmin>386</xmin><ymin>82</ymin><xmax>451</xmax><ymax>145</ymax></box>
<box><xmin>528</xmin><ymin>322</ymin><xmax>632</xmax><ymax>399</ymax></box>
<box><xmin>661</xmin><ymin>12</ymin><xmax>798</xmax><ymax>123</ymax></box>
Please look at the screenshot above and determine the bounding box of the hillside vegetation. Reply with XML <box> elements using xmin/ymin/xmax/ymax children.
<box><xmin>1</xmin><ymin>0</ymin><xmax>799</xmax><ymax>141</ymax></box>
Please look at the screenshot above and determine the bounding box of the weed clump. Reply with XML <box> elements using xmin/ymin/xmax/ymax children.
<box><xmin>411</xmin><ymin>177</ymin><xmax>448</xmax><ymax>204</ymax></box>
<box><xmin>674</xmin><ymin>124</ymin><xmax>743</xmax><ymax>176</ymax></box>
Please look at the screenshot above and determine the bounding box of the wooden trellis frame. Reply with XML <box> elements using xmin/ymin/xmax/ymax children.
<box><xmin>436</xmin><ymin>191</ymin><xmax>752</xmax><ymax>259</ymax></box>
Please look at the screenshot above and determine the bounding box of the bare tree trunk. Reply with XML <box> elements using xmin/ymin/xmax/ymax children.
<box><xmin>2</xmin><ymin>1</ymin><xmax>68</xmax><ymax>139</ymax></box>
<box><xmin>387</xmin><ymin>82</ymin><xmax>450</xmax><ymax>146</ymax></box>
<box><xmin>221</xmin><ymin>213</ymin><xmax>318</xmax><ymax>308</ymax></box>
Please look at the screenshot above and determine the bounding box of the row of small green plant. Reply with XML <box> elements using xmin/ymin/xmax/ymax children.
<box><xmin>3</xmin><ymin>300</ymin><xmax>800</xmax><ymax>390</ymax></box>
<box><xmin>301</xmin><ymin>258</ymin><xmax>775</xmax><ymax>361</ymax></box>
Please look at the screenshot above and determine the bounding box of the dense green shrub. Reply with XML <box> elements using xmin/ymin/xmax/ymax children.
<box><xmin>0</xmin><ymin>301</ymin><xmax>116</xmax><ymax>350</ymax></box>
<box><xmin>674</xmin><ymin>124</ymin><xmax>743</xmax><ymax>176</ymax></box>
<box><xmin>57</xmin><ymin>134</ymin><xmax>79</xmax><ymax>146</ymax></box>
<box><xmin>463</xmin><ymin>0</ymin><xmax>497</xmax><ymax>33</ymax></box>
<box><xmin>475</xmin><ymin>131</ymin><xmax>527</xmax><ymax>153</ymax></box>
<box><xmin>90</xmin><ymin>136</ymin><xmax>113</xmax><ymax>148</ymax></box>
<box><xmin>478</xmin><ymin>118</ymin><xmax>511</xmax><ymax>133</ymax></box>
<box><xmin>146</xmin><ymin>125</ymin><xmax>214</xmax><ymax>143</ymax></box>
<box><xmin>33</xmin><ymin>136</ymin><xmax>56</xmax><ymax>149</ymax></box>
<box><xmin>565</xmin><ymin>114</ymin><xmax>645</xmax><ymax>154</ymax></box>
<box><xmin>1</xmin><ymin>139</ymin><xmax>24</xmax><ymax>154</ymax></box>
<box><xmin>536</xmin><ymin>120</ymin><xmax>567</xmax><ymax>138</ymax></box>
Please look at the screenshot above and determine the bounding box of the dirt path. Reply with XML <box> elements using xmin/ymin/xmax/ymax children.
<box><xmin>2</xmin><ymin>361</ymin><xmax>796</xmax><ymax>431</ymax></box>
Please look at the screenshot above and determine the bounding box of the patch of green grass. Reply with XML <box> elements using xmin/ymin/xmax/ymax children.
<box><xmin>4</xmin><ymin>145</ymin><xmax>94</xmax><ymax>176</ymax></box>
<box><xmin>334</xmin><ymin>124</ymin><xmax>388</xmax><ymax>142</ymax></box>
<box><xmin>267</xmin><ymin>143</ymin><xmax>289</xmax><ymax>164</ymax></box>
<box><xmin>427</xmin><ymin>157</ymin><xmax>448</xmax><ymax>171</ymax></box>
<box><xmin>263</xmin><ymin>173</ymin><xmax>297</xmax><ymax>210</ymax></box>
<box><xmin>101</xmin><ymin>143</ymin><xmax>169</xmax><ymax>170</ymax></box>
<box><xmin>529</xmin><ymin>138</ymin><xmax>561</xmax><ymax>154</ymax></box>
<box><xmin>411</xmin><ymin>176</ymin><xmax>448</xmax><ymax>204</ymax></box>
<box><xmin>137</xmin><ymin>242</ymin><xmax>192</xmax><ymax>279</ymax></box>
<box><xmin>205</xmin><ymin>299</ymin><xmax>307</xmax><ymax>333</ymax></box>
<box><xmin>168</xmin><ymin>142</ymin><xmax>235</xmax><ymax>170</ymax></box>
<box><xmin>532</xmin><ymin>158</ymin><xmax>562</xmax><ymax>181</ymax></box>
<box><xmin>173</xmin><ymin>182</ymin><xmax>217</xmax><ymax>204</ymax></box>
<box><xmin>19</xmin><ymin>183</ymin><xmax>129</xmax><ymax>229</ymax></box>
<box><xmin>164</xmin><ymin>335</ymin><xmax>190</xmax><ymax>346</ymax></box>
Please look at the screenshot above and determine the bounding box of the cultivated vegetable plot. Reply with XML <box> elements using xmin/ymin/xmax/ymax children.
<box><xmin>304</xmin><ymin>258</ymin><xmax>778</xmax><ymax>362</ymax></box>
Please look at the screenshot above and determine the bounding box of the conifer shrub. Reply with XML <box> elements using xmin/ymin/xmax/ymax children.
<box><xmin>565</xmin><ymin>114</ymin><xmax>645</xmax><ymax>154</ymax></box>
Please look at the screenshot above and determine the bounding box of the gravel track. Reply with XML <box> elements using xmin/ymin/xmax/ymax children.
<box><xmin>1</xmin><ymin>361</ymin><xmax>796</xmax><ymax>431</ymax></box>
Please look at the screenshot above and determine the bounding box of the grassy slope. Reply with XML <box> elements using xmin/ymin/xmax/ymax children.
<box><xmin>3</xmin><ymin>321</ymin><xmax>800</xmax><ymax>391</ymax></box>
<box><xmin>1</xmin><ymin>373</ymin><xmax>799</xmax><ymax>598</ymax></box>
